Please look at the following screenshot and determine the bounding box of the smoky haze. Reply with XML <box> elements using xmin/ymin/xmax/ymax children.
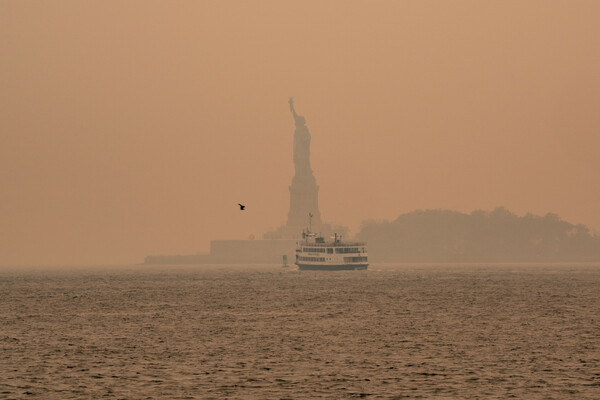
<box><xmin>1</xmin><ymin>1</ymin><xmax>599</xmax><ymax>266</ymax></box>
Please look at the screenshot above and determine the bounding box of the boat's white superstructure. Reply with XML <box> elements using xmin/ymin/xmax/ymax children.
<box><xmin>295</xmin><ymin>231</ymin><xmax>368</xmax><ymax>271</ymax></box>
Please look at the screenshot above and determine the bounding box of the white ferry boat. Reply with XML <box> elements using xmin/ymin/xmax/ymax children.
<box><xmin>295</xmin><ymin>231</ymin><xmax>368</xmax><ymax>271</ymax></box>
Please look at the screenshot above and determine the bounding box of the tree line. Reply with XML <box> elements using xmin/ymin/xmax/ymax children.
<box><xmin>356</xmin><ymin>207</ymin><xmax>600</xmax><ymax>262</ymax></box>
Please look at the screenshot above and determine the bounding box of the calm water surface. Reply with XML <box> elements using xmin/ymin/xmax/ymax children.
<box><xmin>1</xmin><ymin>264</ymin><xmax>599</xmax><ymax>399</ymax></box>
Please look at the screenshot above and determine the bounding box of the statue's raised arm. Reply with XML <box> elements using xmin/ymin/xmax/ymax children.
<box><xmin>288</xmin><ymin>97</ymin><xmax>306</xmax><ymax>127</ymax></box>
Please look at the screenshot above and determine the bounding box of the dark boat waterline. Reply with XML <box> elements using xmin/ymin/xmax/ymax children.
<box><xmin>297</xmin><ymin>263</ymin><xmax>369</xmax><ymax>271</ymax></box>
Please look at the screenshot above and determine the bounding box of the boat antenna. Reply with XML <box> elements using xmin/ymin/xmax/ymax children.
<box><xmin>308</xmin><ymin>213</ymin><xmax>313</xmax><ymax>232</ymax></box>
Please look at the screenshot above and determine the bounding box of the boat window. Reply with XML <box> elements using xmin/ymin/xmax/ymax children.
<box><xmin>335</xmin><ymin>247</ymin><xmax>360</xmax><ymax>254</ymax></box>
<box><xmin>304</xmin><ymin>247</ymin><xmax>326</xmax><ymax>253</ymax></box>
<box><xmin>299</xmin><ymin>256</ymin><xmax>326</xmax><ymax>262</ymax></box>
<box><xmin>327</xmin><ymin>248</ymin><xmax>333</xmax><ymax>254</ymax></box>
<box><xmin>344</xmin><ymin>256</ymin><xmax>368</xmax><ymax>263</ymax></box>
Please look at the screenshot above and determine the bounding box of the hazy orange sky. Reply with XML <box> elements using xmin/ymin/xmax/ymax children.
<box><xmin>1</xmin><ymin>1</ymin><xmax>599</xmax><ymax>265</ymax></box>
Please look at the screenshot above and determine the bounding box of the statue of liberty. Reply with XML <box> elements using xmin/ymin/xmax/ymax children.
<box><xmin>263</xmin><ymin>98</ymin><xmax>348</xmax><ymax>239</ymax></box>
<box><xmin>288</xmin><ymin>97</ymin><xmax>312</xmax><ymax>175</ymax></box>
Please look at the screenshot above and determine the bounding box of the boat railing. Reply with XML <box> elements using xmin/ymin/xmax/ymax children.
<box><xmin>299</xmin><ymin>241</ymin><xmax>367</xmax><ymax>247</ymax></box>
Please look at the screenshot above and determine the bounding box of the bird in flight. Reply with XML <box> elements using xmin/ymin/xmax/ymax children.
<box><xmin>238</xmin><ymin>203</ymin><xmax>245</xmax><ymax>210</ymax></box>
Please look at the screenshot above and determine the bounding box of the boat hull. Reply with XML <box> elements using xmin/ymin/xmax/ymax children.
<box><xmin>296</xmin><ymin>263</ymin><xmax>368</xmax><ymax>271</ymax></box>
